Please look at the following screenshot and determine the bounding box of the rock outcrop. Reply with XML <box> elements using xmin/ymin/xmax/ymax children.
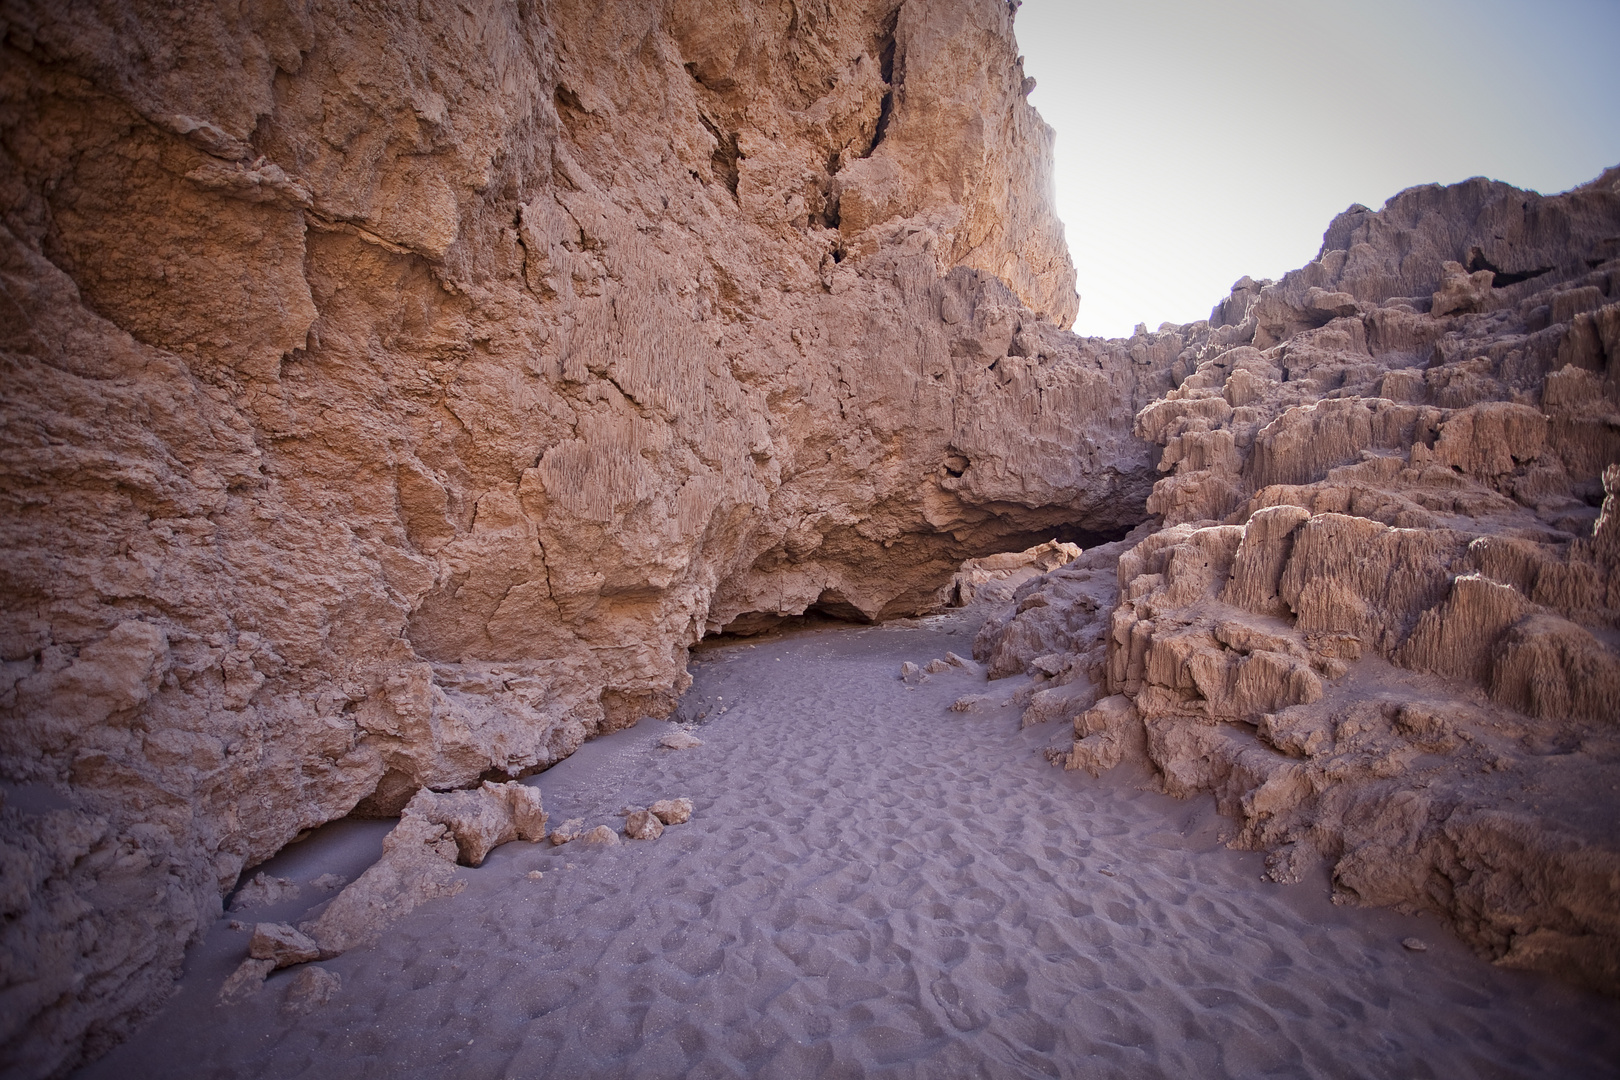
<box><xmin>0</xmin><ymin>1</ymin><xmax>1183</xmax><ymax>1073</ymax></box>
<box><xmin>979</xmin><ymin>167</ymin><xmax>1620</xmax><ymax>995</ymax></box>
<box><xmin>3</xmin><ymin>0</ymin><xmax>1617</xmax><ymax>1070</ymax></box>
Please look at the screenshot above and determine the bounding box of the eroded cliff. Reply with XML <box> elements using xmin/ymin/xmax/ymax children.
<box><xmin>6</xmin><ymin>0</ymin><xmax>1619</xmax><ymax>1073</ymax></box>
<box><xmin>0</xmin><ymin>0</ymin><xmax>1175</xmax><ymax>1073</ymax></box>
<box><xmin>978</xmin><ymin>168</ymin><xmax>1620</xmax><ymax>994</ymax></box>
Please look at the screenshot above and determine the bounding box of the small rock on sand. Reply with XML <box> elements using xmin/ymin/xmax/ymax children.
<box><xmin>660</xmin><ymin>730</ymin><xmax>703</xmax><ymax>750</ymax></box>
<box><xmin>527</xmin><ymin>870</ymin><xmax>544</xmax><ymax>880</ymax></box>
<box><xmin>550</xmin><ymin>818</ymin><xmax>586</xmax><ymax>845</ymax></box>
<box><xmin>281</xmin><ymin>965</ymin><xmax>341</xmax><ymax>1016</ymax></box>
<box><xmin>625</xmin><ymin>810</ymin><xmax>664</xmax><ymax>840</ymax></box>
<box><xmin>218</xmin><ymin>958</ymin><xmax>274</xmax><ymax>1003</ymax></box>
<box><xmin>649</xmin><ymin>797</ymin><xmax>693</xmax><ymax>825</ymax></box>
<box><xmin>249</xmin><ymin>922</ymin><xmax>322</xmax><ymax>968</ymax></box>
<box><xmin>950</xmin><ymin>694</ymin><xmax>995</xmax><ymax>713</ymax></box>
<box><xmin>924</xmin><ymin>658</ymin><xmax>951</xmax><ymax>674</ymax></box>
<box><xmin>1402</xmin><ymin>937</ymin><xmax>1429</xmax><ymax>952</ymax></box>
<box><xmin>899</xmin><ymin>661</ymin><xmax>924</xmax><ymax>686</ymax></box>
<box><xmin>580</xmin><ymin>825</ymin><xmax>619</xmax><ymax>847</ymax></box>
<box><xmin>310</xmin><ymin>873</ymin><xmax>347</xmax><ymax>891</ymax></box>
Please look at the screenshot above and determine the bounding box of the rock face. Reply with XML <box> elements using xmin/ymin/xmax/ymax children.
<box><xmin>0</xmin><ymin>2</ymin><xmax>1181</xmax><ymax>1073</ymax></box>
<box><xmin>979</xmin><ymin>167</ymin><xmax>1620</xmax><ymax>995</ymax></box>
<box><xmin>3</xmin><ymin>0</ymin><xmax>1616</xmax><ymax>1071</ymax></box>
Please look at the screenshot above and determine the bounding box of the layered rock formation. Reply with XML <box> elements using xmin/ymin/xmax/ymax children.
<box><xmin>5</xmin><ymin>0</ymin><xmax>1617</xmax><ymax>1070</ymax></box>
<box><xmin>979</xmin><ymin>169</ymin><xmax>1620</xmax><ymax>993</ymax></box>
<box><xmin>0</xmin><ymin>1</ymin><xmax>1176</xmax><ymax>1073</ymax></box>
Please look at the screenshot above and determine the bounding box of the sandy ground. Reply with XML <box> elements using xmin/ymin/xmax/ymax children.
<box><xmin>80</xmin><ymin>609</ymin><xmax>1620</xmax><ymax>1079</ymax></box>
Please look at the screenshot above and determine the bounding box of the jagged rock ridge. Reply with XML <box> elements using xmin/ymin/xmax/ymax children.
<box><xmin>977</xmin><ymin>167</ymin><xmax>1620</xmax><ymax>995</ymax></box>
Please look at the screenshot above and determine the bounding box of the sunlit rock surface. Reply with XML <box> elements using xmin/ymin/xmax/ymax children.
<box><xmin>0</xmin><ymin>1</ymin><xmax>1183</xmax><ymax>1072</ymax></box>
<box><xmin>978</xmin><ymin>166</ymin><xmax>1620</xmax><ymax>996</ymax></box>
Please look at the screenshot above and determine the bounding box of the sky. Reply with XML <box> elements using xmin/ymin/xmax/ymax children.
<box><xmin>1014</xmin><ymin>0</ymin><xmax>1620</xmax><ymax>338</ymax></box>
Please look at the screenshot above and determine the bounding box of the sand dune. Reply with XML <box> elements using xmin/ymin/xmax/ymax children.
<box><xmin>81</xmin><ymin>612</ymin><xmax>1620</xmax><ymax>1079</ymax></box>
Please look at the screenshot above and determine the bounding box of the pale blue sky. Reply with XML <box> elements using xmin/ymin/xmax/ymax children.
<box><xmin>1015</xmin><ymin>0</ymin><xmax>1620</xmax><ymax>338</ymax></box>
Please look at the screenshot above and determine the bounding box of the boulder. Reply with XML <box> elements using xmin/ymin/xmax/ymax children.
<box><xmin>217</xmin><ymin>959</ymin><xmax>274</xmax><ymax>1004</ymax></box>
<box><xmin>649</xmin><ymin>799</ymin><xmax>694</xmax><ymax>825</ymax></box>
<box><xmin>402</xmin><ymin>781</ymin><xmax>548</xmax><ymax>867</ymax></box>
<box><xmin>624</xmin><ymin>811</ymin><xmax>664</xmax><ymax>840</ymax></box>
<box><xmin>549</xmin><ymin>819</ymin><xmax>587</xmax><ymax>845</ymax></box>
<box><xmin>229</xmin><ymin>873</ymin><xmax>300</xmax><ymax>912</ymax></box>
<box><xmin>298</xmin><ymin>815</ymin><xmax>465</xmax><ymax>958</ymax></box>
<box><xmin>580</xmin><ymin>826</ymin><xmax>619</xmax><ymax>848</ymax></box>
<box><xmin>247</xmin><ymin>923</ymin><xmax>321</xmax><ymax>969</ymax></box>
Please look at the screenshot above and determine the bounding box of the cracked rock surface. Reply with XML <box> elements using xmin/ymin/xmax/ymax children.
<box><xmin>977</xmin><ymin>166</ymin><xmax>1620</xmax><ymax>996</ymax></box>
<box><xmin>0</xmin><ymin>1</ymin><xmax>1183</xmax><ymax>1072</ymax></box>
<box><xmin>3</xmin><ymin>0</ymin><xmax>1618</xmax><ymax>1071</ymax></box>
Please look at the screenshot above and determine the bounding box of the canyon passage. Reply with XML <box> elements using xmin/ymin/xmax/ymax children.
<box><xmin>75</xmin><ymin>611</ymin><xmax>1620</xmax><ymax>1078</ymax></box>
<box><xmin>2</xmin><ymin>0</ymin><xmax>1619</xmax><ymax>1076</ymax></box>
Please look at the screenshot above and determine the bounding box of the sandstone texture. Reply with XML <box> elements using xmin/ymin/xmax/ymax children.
<box><xmin>280</xmin><ymin>965</ymin><xmax>341</xmax><ymax>1017</ymax></box>
<box><xmin>648</xmin><ymin>797</ymin><xmax>694</xmax><ymax>825</ymax></box>
<box><xmin>3</xmin><ymin>0</ymin><xmax>1618</xmax><ymax>1070</ymax></box>
<box><xmin>947</xmin><ymin>538</ymin><xmax>1079</xmax><ymax>606</ymax></box>
<box><xmin>623</xmin><ymin>809</ymin><xmax>664</xmax><ymax>840</ymax></box>
<box><xmin>0</xmin><ymin>1</ymin><xmax>1183</xmax><ymax>1073</ymax></box>
<box><xmin>978</xmin><ymin>168</ymin><xmax>1620</xmax><ymax>994</ymax></box>
<box><xmin>247</xmin><ymin>921</ymin><xmax>321</xmax><ymax>969</ymax></box>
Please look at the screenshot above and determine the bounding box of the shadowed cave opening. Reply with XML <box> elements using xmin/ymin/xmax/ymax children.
<box><xmin>712</xmin><ymin>517</ymin><xmax>1140</xmax><ymax>639</ymax></box>
<box><xmin>1465</xmin><ymin>246</ymin><xmax>1554</xmax><ymax>287</ymax></box>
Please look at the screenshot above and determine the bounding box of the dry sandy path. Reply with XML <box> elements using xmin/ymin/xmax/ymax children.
<box><xmin>82</xmin><ymin>612</ymin><xmax>1620</xmax><ymax>1078</ymax></box>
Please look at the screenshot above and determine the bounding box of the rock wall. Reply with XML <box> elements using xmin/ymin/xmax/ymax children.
<box><xmin>9</xmin><ymin>0</ymin><xmax>1615</xmax><ymax>1069</ymax></box>
<box><xmin>979</xmin><ymin>167</ymin><xmax>1620</xmax><ymax>994</ymax></box>
<box><xmin>0</xmin><ymin>1</ymin><xmax>1177</xmax><ymax>1074</ymax></box>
